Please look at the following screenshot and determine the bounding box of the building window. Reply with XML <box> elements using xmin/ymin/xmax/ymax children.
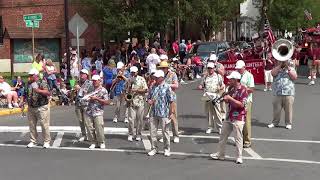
<box><xmin>0</xmin><ymin>16</ymin><xmax>3</xmax><ymax>45</ymax></box>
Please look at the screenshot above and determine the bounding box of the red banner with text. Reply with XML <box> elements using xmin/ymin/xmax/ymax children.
<box><xmin>221</xmin><ymin>59</ymin><xmax>265</xmax><ymax>85</ymax></box>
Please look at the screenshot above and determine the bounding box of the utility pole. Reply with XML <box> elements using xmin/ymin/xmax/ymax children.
<box><xmin>177</xmin><ymin>0</ymin><xmax>180</xmax><ymax>43</ymax></box>
<box><xmin>64</xmin><ymin>0</ymin><xmax>71</xmax><ymax>81</ymax></box>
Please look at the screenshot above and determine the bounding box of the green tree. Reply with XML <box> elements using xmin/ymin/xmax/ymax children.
<box><xmin>181</xmin><ymin>0</ymin><xmax>244</xmax><ymax>41</ymax></box>
<box><xmin>266</xmin><ymin>0</ymin><xmax>320</xmax><ymax>32</ymax></box>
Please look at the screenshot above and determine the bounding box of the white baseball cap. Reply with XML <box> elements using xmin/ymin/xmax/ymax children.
<box><xmin>80</xmin><ymin>69</ymin><xmax>89</xmax><ymax>75</ymax></box>
<box><xmin>209</xmin><ymin>54</ymin><xmax>217</xmax><ymax>61</ymax></box>
<box><xmin>227</xmin><ymin>71</ymin><xmax>241</xmax><ymax>80</ymax></box>
<box><xmin>235</xmin><ymin>60</ymin><xmax>246</xmax><ymax>69</ymax></box>
<box><xmin>172</xmin><ymin>57</ymin><xmax>178</xmax><ymax>61</ymax></box>
<box><xmin>153</xmin><ymin>70</ymin><xmax>165</xmax><ymax>78</ymax></box>
<box><xmin>28</xmin><ymin>68</ymin><xmax>39</xmax><ymax>75</ymax></box>
<box><xmin>159</xmin><ymin>54</ymin><xmax>168</xmax><ymax>60</ymax></box>
<box><xmin>207</xmin><ymin>62</ymin><xmax>215</xmax><ymax>69</ymax></box>
<box><xmin>117</xmin><ymin>62</ymin><xmax>124</xmax><ymax>69</ymax></box>
<box><xmin>130</xmin><ymin>66</ymin><xmax>138</xmax><ymax>73</ymax></box>
<box><xmin>92</xmin><ymin>75</ymin><xmax>101</xmax><ymax>81</ymax></box>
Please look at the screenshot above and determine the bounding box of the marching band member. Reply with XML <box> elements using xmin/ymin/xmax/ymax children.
<box><xmin>26</xmin><ymin>69</ymin><xmax>52</xmax><ymax>148</ymax></box>
<box><xmin>210</xmin><ymin>71</ymin><xmax>248</xmax><ymax>164</ymax></box>
<box><xmin>235</xmin><ymin>60</ymin><xmax>255</xmax><ymax>148</ymax></box>
<box><xmin>112</xmin><ymin>62</ymin><xmax>130</xmax><ymax>123</ymax></box>
<box><xmin>198</xmin><ymin>62</ymin><xmax>224</xmax><ymax>134</ymax></box>
<box><xmin>208</xmin><ymin>54</ymin><xmax>227</xmax><ymax>121</ymax></box>
<box><xmin>84</xmin><ymin>75</ymin><xmax>113</xmax><ymax>149</ymax></box>
<box><xmin>147</xmin><ymin>70</ymin><xmax>175</xmax><ymax>157</ymax></box>
<box><xmin>158</xmin><ymin>61</ymin><xmax>180</xmax><ymax>143</ymax></box>
<box><xmin>127</xmin><ymin>66</ymin><xmax>148</xmax><ymax>142</ymax></box>
<box><xmin>268</xmin><ymin>59</ymin><xmax>297</xmax><ymax>130</ymax></box>
<box><xmin>74</xmin><ymin>69</ymin><xmax>93</xmax><ymax>142</ymax></box>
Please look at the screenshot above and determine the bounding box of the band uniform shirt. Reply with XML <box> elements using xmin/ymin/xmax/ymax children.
<box><xmin>164</xmin><ymin>71</ymin><xmax>178</xmax><ymax>101</ymax></box>
<box><xmin>27</xmin><ymin>80</ymin><xmax>49</xmax><ymax>108</ymax></box>
<box><xmin>201</xmin><ymin>73</ymin><xmax>224</xmax><ymax>94</ymax></box>
<box><xmin>75</xmin><ymin>80</ymin><xmax>94</xmax><ymax>107</ymax></box>
<box><xmin>131</xmin><ymin>75</ymin><xmax>148</xmax><ymax>107</ymax></box>
<box><xmin>228</xmin><ymin>85</ymin><xmax>248</xmax><ymax>122</ymax></box>
<box><xmin>148</xmin><ymin>82</ymin><xmax>174</xmax><ymax>118</ymax></box>
<box><xmin>240</xmin><ymin>70</ymin><xmax>255</xmax><ymax>102</ymax></box>
<box><xmin>86</xmin><ymin>87</ymin><xmax>109</xmax><ymax>117</ymax></box>
<box><xmin>272</xmin><ymin>68</ymin><xmax>295</xmax><ymax>96</ymax></box>
<box><xmin>114</xmin><ymin>70</ymin><xmax>130</xmax><ymax>97</ymax></box>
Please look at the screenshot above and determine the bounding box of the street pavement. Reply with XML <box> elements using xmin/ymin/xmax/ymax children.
<box><xmin>0</xmin><ymin>77</ymin><xmax>320</xmax><ymax>180</ymax></box>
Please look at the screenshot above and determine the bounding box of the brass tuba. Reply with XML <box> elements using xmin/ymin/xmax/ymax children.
<box><xmin>272</xmin><ymin>39</ymin><xmax>294</xmax><ymax>61</ymax></box>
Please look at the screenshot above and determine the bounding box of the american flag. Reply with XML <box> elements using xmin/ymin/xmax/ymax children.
<box><xmin>304</xmin><ymin>10</ymin><xmax>313</xmax><ymax>21</ymax></box>
<box><xmin>264</xmin><ymin>18</ymin><xmax>276</xmax><ymax>44</ymax></box>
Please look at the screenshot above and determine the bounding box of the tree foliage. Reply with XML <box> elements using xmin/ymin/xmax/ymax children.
<box><xmin>79</xmin><ymin>0</ymin><xmax>247</xmax><ymax>41</ymax></box>
<box><xmin>266</xmin><ymin>0</ymin><xmax>320</xmax><ymax>32</ymax></box>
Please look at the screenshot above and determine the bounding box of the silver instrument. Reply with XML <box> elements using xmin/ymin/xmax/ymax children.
<box><xmin>272</xmin><ymin>39</ymin><xmax>294</xmax><ymax>61</ymax></box>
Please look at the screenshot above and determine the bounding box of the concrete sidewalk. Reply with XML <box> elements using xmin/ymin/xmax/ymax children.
<box><xmin>0</xmin><ymin>101</ymin><xmax>58</xmax><ymax>116</ymax></box>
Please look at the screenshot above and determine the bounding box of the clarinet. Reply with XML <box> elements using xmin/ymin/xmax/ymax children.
<box><xmin>211</xmin><ymin>86</ymin><xmax>235</xmax><ymax>105</ymax></box>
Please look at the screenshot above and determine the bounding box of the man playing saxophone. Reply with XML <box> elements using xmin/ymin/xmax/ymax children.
<box><xmin>127</xmin><ymin>66</ymin><xmax>148</xmax><ymax>142</ymax></box>
<box><xmin>74</xmin><ymin>69</ymin><xmax>93</xmax><ymax>142</ymax></box>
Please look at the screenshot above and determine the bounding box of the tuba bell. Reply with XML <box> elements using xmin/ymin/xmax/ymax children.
<box><xmin>272</xmin><ymin>39</ymin><xmax>294</xmax><ymax>61</ymax></box>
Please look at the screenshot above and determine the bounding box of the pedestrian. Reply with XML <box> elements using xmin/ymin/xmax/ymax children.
<box><xmin>172</xmin><ymin>39</ymin><xmax>179</xmax><ymax>56</ymax></box>
<box><xmin>70</xmin><ymin>50</ymin><xmax>80</xmax><ymax>79</ymax></box>
<box><xmin>26</xmin><ymin>69</ymin><xmax>51</xmax><ymax>148</ymax></box>
<box><xmin>81</xmin><ymin>51</ymin><xmax>92</xmax><ymax>72</ymax></box>
<box><xmin>235</xmin><ymin>60</ymin><xmax>255</xmax><ymax>148</ymax></box>
<box><xmin>147</xmin><ymin>70</ymin><xmax>175</xmax><ymax>157</ymax></box>
<box><xmin>179</xmin><ymin>39</ymin><xmax>187</xmax><ymax>63</ymax></box>
<box><xmin>146</xmin><ymin>48</ymin><xmax>160</xmax><ymax>74</ymax></box>
<box><xmin>32</xmin><ymin>54</ymin><xmax>45</xmax><ymax>80</ymax></box>
<box><xmin>158</xmin><ymin>61</ymin><xmax>180</xmax><ymax>143</ymax></box>
<box><xmin>308</xmin><ymin>43</ymin><xmax>320</xmax><ymax>85</ymax></box>
<box><xmin>264</xmin><ymin>53</ymin><xmax>274</xmax><ymax>91</ymax></box>
<box><xmin>44</xmin><ymin>59</ymin><xmax>58</xmax><ymax>92</ymax></box>
<box><xmin>127</xmin><ymin>66</ymin><xmax>148</xmax><ymax>142</ymax></box>
<box><xmin>74</xmin><ymin>69</ymin><xmax>94</xmax><ymax>142</ymax></box>
<box><xmin>84</xmin><ymin>75</ymin><xmax>113</xmax><ymax>149</ymax></box>
<box><xmin>198</xmin><ymin>62</ymin><xmax>224</xmax><ymax>134</ymax></box>
<box><xmin>267</xmin><ymin>59</ymin><xmax>297</xmax><ymax>130</ymax></box>
<box><xmin>0</xmin><ymin>76</ymin><xmax>20</xmax><ymax>108</ymax></box>
<box><xmin>210</xmin><ymin>71</ymin><xmax>248</xmax><ymax>164</ymax></box>
<box><xmin>102</xmin><ymin>59</ymin><xmax>117</xmax><ymax>92</ymax></box>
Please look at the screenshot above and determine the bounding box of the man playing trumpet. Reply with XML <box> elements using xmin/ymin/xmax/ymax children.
<box><xmin>127</xmin><ymin>66</ymin><xmax>148</xmax><ymax>142</ymax></box>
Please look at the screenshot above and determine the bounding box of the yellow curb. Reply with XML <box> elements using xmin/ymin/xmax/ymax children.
<box><xmin>0</xmin><ymin>101</ymin><xmax>57</xmax><ymax>116</ymax></box>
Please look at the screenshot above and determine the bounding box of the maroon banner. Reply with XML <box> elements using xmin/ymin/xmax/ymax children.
<box><xmin>221</xmin><ymin>59</ymin><xmax>265</xmax><ymax>85</ymax></box>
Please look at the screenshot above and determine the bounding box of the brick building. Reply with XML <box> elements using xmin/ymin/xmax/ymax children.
<box><xmin>0</xmin><ymin>0</ymin><xmax>102</xmax><ymax>73</ymax></box>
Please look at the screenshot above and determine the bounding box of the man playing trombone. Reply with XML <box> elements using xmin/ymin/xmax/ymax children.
<box><xmin>127</xmin><ymin>66</ymin><xmax>148</xmax><ymax>142</ymax></box>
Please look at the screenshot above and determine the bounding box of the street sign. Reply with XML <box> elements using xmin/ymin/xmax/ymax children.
<box><xmin>23</xmin><ymin>13</ymin><xmax>42</xmax><ymax>21</ymax></box>
<box><xmin>68</xmin><ymin>13</ymin><xmax>88</xmax><ymax>37</ymax></box>
<box><xmin>25</xmin><ymin>20</ymin><xmax>39</xmax><ymax>28</ymax></box>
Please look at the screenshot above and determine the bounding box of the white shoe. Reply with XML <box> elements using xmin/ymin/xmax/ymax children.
<box><xmin>236</xmin><ymin>158</ymin><xmax>243</xmax><ymax>164</ymax></box>
<box><xmin>267</xmin><ymin>123</ymin><xmax>275</xmax><ymax>128</ymax></box>
<box><xmin>264</xmin><ymin>88</ymin><xmax>267</xmax><ymax>92</ymax></box>
<box><xmin>196</xmin><ymin>75</ymin><xmax>201</xmax><ymax>79</ymax></box>
<box><xmin>100</xmin><ymin>143</ymin><xmax>106</xmax><ymax>149</ymax></box>
<box><xmin>124</xmin><ymin>118</ymin><xmax>129</xmax><ymax>123</ymax></box>
<box><xmin>268</xmin><ymin>88</ymin><xmax>272</xmax><ymax>91</ymax></box>
<box><xmin>206</xmin><ymin>128</ymin><xmax>212</xmax><ymax>134</ymax></box>
<box><xmin>210</xmin><ymin>153</ymin><xmax>225</xmax><ymax>160</ymax></box>
<box><xmin>308</xmin><ymin>76</ymin><xmax>311</xmax><ymax>79</ymax></box>
<box><xmin>308</xmin><ymin>81</ymin><xmax>315</xmax><ymax>85</ymax></box>
<box><xmin>135</xmin><ymin>136</ymin><xmax>142</xmax><ymax>141</ymax></box>
<box><xmin>13</xmin><ymin>103</ymin><xmax>19</xmax><ymax>108</ymax></box>
<box><xmin>285</xmin><ymin>125</ymin><xmax>292</xmax><ymax>130</ymax></box>
<box><xmin>218</xmin><ymin>129</ymin><xmax>222</xmax><ymax>135</ymax></box>
<box><xmin>158</xmin><ymin>137</ymin><xmax>164</xmax><ymax>143</ymax></box>
<box><xmin>313</xmin><ymin>75</ymin><xmax>317</xmax><ymax>79</ymax></box>
<box><xmin>8</xmin><ymin>104</ymin><xmax>13</xmax><ymax>109</ymax></box>
<box><xmin>43</xmin><ymin>142</ymin><xmax>50</xmax><ymax>149</ymax></box>
<box><xmin>148</xmin><ymin>149</ymin><xmax>157</xmax><ymax>156</ymax></box>
<box><xmin>180</xmin><ymin>79</ymin><xmax>185</xmax><ymax>83</ymax></box>
<box><xmin>128</xmin><ymin>135</ymin><xmax>133</xmax><ymax>142</ymax></box>
<box><xmin>78</xmin><ymin>136</ymin><xmax>86</xmax><ymax>142</ymax></box>
<box><xmin>27</xmin><ymin>142</ymin><xmax>36</xmax><ymax>148</ymax></box>
<box><xmin>89</xmin><ymin>144</ymin><xmax>96</xmax><ymax>149</ymax></box>
<box><xmin>113</xmin><ymin>117</ymin><xmax>118</xmax><ymax>123</ymax></box>
<box><xmin>173</xmin><ymin>136</ymin><xmax>180</xmax><ymax>143</ymax></box>
<box><xmin>164</xmin><ymin>149</ymin><xmax>171</xmax><ymax>157</ymax></box>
